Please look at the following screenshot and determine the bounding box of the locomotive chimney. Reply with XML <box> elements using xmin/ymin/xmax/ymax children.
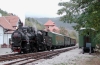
<box><xmin>17</xmin><ymin>13</ymin><xmax>25</xmax><ymax>26</ymax></box>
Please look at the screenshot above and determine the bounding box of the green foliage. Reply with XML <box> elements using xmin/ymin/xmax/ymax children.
<box><xmin>57</xmin><ymin>0</ymin><xmax>100</xmax><ymax>31</ymax></box>
<box><xmin>57</xmin><ymin>1</ymin><xmax>79</xmax><ymax>23</ymax></box>
<box><xmin>25</xmin><ymin>17</ymin><xmax>44</xmax><ymax>30</ymax></box>
<box><xmin>57</xmin><ymin>0</ymin><xmax>100</xmax><ymax>43</ymax></box>
<box><xmin>0</xmin><ymin>9</ymin><xmax>9</xmax><ymax>16</ymax></box>
<box><xmin>93</xmin><ymin>32</ymin><xmax>100</xmax><ymax>44</ymax></box>
<box><xmin>76</xmin><ymin>1</ymin><xmax>100</xmax><ymax>31</ymax></box>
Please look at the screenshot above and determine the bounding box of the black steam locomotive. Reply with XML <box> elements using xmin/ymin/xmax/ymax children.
<box><xmin>11</xmin><ymin>21</ymin><xmax>76</xmax><ymax>53</ymax></box>
<box><xmin>11</xmin><ymin>21</ymin><xmax>52</xmax><ymax>53</ymax></box>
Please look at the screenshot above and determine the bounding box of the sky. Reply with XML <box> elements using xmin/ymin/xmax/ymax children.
<box><xmin>0</xmin><ymin>0</ymin><xmax>70</xmax><ymax>23</ymax></box>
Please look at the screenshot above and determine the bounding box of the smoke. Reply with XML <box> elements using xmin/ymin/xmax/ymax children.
<box><xmin>17</xmin><ymin>13</ymin><xmax>25</xmax><ymax>26</ymax></box>
<box><xmin>29</xmin><ymin>18</ymin><xmax>37</xmax><ymax>35</ymax></box>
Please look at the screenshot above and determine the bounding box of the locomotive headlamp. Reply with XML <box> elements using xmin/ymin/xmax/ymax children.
<box><xmin>11</xmin><ymin>41</ymin><xmax>13</xmax><ymax>44</ymax></box>
<box><xmin>18</xmin><ymin>47</ymin><xmax>20</xmax><ymax>49</ymax></box>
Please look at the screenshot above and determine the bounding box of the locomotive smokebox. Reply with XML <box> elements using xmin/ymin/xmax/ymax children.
<box><xmin>12</xmin><ymin>31</ymin><xmax>22</xmax><ymax>46</ymax></box>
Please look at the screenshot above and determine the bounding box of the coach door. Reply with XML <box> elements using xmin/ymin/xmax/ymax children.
<box><xmin>84</xmin><ymin>36</ymin><xmax>91</xmax><ymax>47</ymax></box>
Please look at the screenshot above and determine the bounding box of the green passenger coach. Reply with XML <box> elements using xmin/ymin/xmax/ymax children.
<box><xmin>79</xmin><ymin>28</ymin><xmax>96</xmax><ymax>53</ymax></box>
<box><xmin>48</xmin><ymin>32</ymin><xmax>64</xmax><ymax>48</ymax></box>
<box><xmin>41</xmin><ymin>30</ymin><xmax>76</xmax><ymax>50</ymax></box>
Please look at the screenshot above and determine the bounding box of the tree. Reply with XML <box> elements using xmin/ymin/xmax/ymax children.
<box><xmin>57</xmin><ymin>1</ymin><xmax>79</xmax><ymax>23</ymax></box>
<box><xmin>57</xmin><ymin>0</ymin><xmax>100</xmax><ymax>44</ymax></box>
<box><xmin>59</xmin><ymin>26</ymin><xmax>69</xmax><ymax>36</ymax></box>
<box><xmin>69</xmin><ymin>30</ymin><xmax>78</xmax><ymax>42</ymax></box>
<box><xmin>57</xmin><ymin>0</ymin><xmax>100</xmax><ymax>31</ymax></box>
<box><xmin>69</xmin><ymin>30</ymin><xmax>77</xmax><ymax>38</ymax></box>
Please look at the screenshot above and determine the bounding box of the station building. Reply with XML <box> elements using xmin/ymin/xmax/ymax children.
<box><xmin>44</xmin><ymin>20</ymin><xmax>60</xmax><ymax>33</ymax></box>
<box><xmin>0</xmin><ymin>14</ymin><xmax>20</xmax><ymax>47</ymax></box>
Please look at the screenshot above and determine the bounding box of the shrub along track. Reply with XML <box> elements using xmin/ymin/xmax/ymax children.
<box><xmin>0</xmin><ymin>46</ymin><xmax>77</xmax><ymax>65</ymax></box>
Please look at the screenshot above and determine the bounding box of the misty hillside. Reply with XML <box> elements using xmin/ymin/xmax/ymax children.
<box><xmin>25</xmin><ymin>17</ymin><xmax>45</xmax><ymax>30</ymax></box>
<box><xmin>0</xmin><ymin>9</ymin><xmax>9</xmax><ymax>16</ymax></box>
<box><xmin>34</xmin><ymin>17</ymin><xmax>76</xmax><ymax>30</ymax></box>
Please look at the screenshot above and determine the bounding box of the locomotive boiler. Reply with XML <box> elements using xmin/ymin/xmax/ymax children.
<box><xmin>11</xmin><ymin>21</ymin><xmax>37</xmax><ymax>53</ymax></box>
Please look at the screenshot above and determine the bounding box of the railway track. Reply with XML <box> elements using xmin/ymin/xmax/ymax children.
<box><xmin>0</xmin><ymin>53</ymin><xmax>18</xmax><ymax>58</ymax></box>
<box><xmin>0</xmin><ymin>46</ymin><xmax>77</xmax><ymax>65</ymax></box>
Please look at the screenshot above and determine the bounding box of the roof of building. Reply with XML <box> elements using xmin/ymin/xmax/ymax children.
<box><xmin>44</xmin><ymin>20</ymin><xmax>55</xmax><ymax>26</ymax></box>
<box><xmin>4</xmin><ymin>16</ymin><xmax>19</xmax><ymax>26</ymax></box>
<box><xmin>44</xmin><ymin>26</ymin><xmax>60</xmax><ymax>33</ymax></box>
<box><xmin>0</xmin><ymin>16</ymin><xmax>19</xmax><ymax>33</ymax></box>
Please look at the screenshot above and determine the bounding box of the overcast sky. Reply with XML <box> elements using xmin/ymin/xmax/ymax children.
<box><xmin>0</xmin><ymin>0</ymin><xmax>70</xmax><ymax>23</ymax></box>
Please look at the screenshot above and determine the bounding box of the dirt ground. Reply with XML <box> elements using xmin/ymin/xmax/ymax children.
<box><xmin>76</xmin><ymin>54</ymin><xmax>100</xmax><ymax>65</ymax></box>
<box><xmin>34</xmin><ymin>48</ymin><xmax>100</xmax><ymax>65</ymax></box>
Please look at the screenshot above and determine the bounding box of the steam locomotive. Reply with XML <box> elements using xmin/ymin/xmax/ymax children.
<box><xmin>11</xmin><ymin>21</ymin><xmax>76</xmax><ymax>53</ymax></box>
